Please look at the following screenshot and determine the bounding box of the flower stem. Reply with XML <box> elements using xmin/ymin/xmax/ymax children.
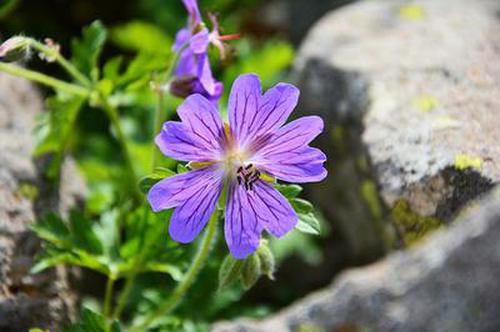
<box><xmin>101</xmin><ymin>101</ymin><xmax>142</xmax><ymax>202</ymax></box>
<box><xmin>103</xmin><ymin>276</ymin><xmax>115</xmax><ymax>319</ymax></box>
<box><xmin>28</xmin><ymin>38</ymin><xmax>91</xmax><ymax>87</ymax></box>
<box><xmin>128</xmin><ymin>208</ymin><xmax>220</xmax><ymax>332</ymax></box>
<box><xmin>0</xmin><ymin>62</ymin><xmax>89</xmax><ymax>97</ymax></box>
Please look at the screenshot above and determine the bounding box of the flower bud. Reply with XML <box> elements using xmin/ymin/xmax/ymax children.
<box><xmin>0</xmin><ymin>36</ymin><xmax>30</xmax><ymax>62</ymax></box>
<box><xmin>240</xmin><ymin>253</ymin><xmax>261</xmax><ymax>290</ymax></box>
<box><xmin>218</xmin><ymin>254</ymin><xmax>244</xmax><ymax>291</ymax></box>
<box><xmin>257</xmin><ymin>242</ymin><xmax>275</xmax><ymax>280</ymax></box>
<box><xmin>169</xmin><ymin>76</ymin><xmax>198</xmax><ymax>99</ymax></box>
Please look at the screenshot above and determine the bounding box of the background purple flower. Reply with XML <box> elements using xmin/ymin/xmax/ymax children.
<box><xmin>149</xmin><ymin>73</ymin><xmax>327</xmax><ymax>259</ymax></box>
<box><xmin>170</xmin><ymin>0</ymin><xmax>222</xmax><ymax>102</ymax></box>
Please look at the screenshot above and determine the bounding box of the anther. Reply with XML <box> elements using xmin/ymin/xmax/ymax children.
<box><xmin>245</xmin><ymin>163</ymin><xmax>253</xmax><ymax>170</ymax></box>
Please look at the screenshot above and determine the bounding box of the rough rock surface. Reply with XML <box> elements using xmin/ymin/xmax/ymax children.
<box><xmin>0</xmin><ymin>73</ymin><xmax>85</xmax><ymax>331</ymax></box>
<box><xmin>296</xmin><ymin>0</ymin><xmax>500</xmax><ymax>222</ymax></box>
<box><xmin>213</xmin><ymin>185</ymin><xmax>500</xmax><ymax>332</ymax></box>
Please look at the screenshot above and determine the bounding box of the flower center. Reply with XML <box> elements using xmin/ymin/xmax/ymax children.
<box><xmin>236</xmin><ymin>164</ymin><xmax>260</xmax><ymax>191</ymax></box>
<box><xmin>221</xmin><ymin>123</ymin><xmax>260</xmax><ymax>190</ymax></box>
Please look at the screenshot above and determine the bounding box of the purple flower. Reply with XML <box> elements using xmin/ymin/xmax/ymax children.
<box><xmin>148</xmin><ymin>74</ymin><xmax>327</xmax><ymax>259</ymax></box>
<box><xmin>170</xmin><ymin>0</ymin><xmax>238</xmax><ymax>102</ymax></box>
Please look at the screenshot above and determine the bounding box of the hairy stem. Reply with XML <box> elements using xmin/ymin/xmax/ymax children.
<box><xmin>28</xmin><ymin>38</ymin><xmax>91</xmax><ymax>87</ymax></box>
<box><xmin>103</xmin><ymin>276</ymin><xmax>115</xmax><ymax>320</ymax></box>
<box><xmin>128</xmin><ymin>208</ymin><xmax>220</xmax><ymax>332</ymax></box>
<box><xmin>0</xmin><ymin>62</ymin><xmax>89</xmax><ymax>97</ymax></box>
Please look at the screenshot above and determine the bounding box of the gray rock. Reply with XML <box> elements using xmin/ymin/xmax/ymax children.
<box><xmin>293</xmin><ymin>0</ymin><xmax>499</xmax><ymax>257</ymax></box>
<box><xmin>213</xmin><ymin>185</ymin><xmax>500</xmax><ymax>332</ymax></box>
<box><xmin>0</xmin><ymin>73</ymin><xmax>84</xmax><ymax>331</ymax></box>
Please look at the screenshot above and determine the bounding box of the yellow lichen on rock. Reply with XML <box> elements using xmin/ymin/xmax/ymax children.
<box><xmin>398</xmin><ymin>4</ymin><xmax>425</xmax><ymax>21</ymax></box>
<box><xmin>454</xmin><ymin>154</ymin><xmax>483</xmax><ymax>171</ymax></box>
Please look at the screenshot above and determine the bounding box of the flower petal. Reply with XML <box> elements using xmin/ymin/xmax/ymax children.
<box><xmin>155</xmin><ymin>94</ymin><xmax>224</xmax><ymax>161</ymax></box>
<box><xmin>190</xmin><ymin>28</ymin><xmax>210</xmax><ymax>54</ymax></box>
<box><xmin>253</xmin><ymin>116</ymin><xmax>326</xmax><ymax>183</ymax></box>
<box><xmin>256</xmin><ymin>116</ymin><xmax>324</xmax><ymax>157</ymax></box>
<box><xmin>175</xmin><ymin>47</ymin><xmax>196</xmax><ymax>77</ymax></box>
<box><xmin>251</xmin><ymin>82</ymin><xmax>300</xmax><ymax>139</ymax></box>
<box><xmin>169</xmin><ymin>172</ymin><xmax>223</xmax><ymax>243</ymax></box>
<box><xmin>227</xmin><ymin>73</ymin><xmax>262</xmax><ymax>146</ymax></box>
<box><xmin>258</xmin><ymin>146</ymin><xmax>327</xmax><ymax>183</ymax></box>
<box><xmin>197</xmin><ymin>53</ymin><xmax>216</xmax><ymax>95</ymax></box>
<box><xmin>177</xmin><ymin>94</ymin><xmax>224</xmax><ymax>147</ymax></box>
<box><xmin>147</xmin><ymin>166</ymin><xmax>223</xmax><ymax>213</ymax></box>
<box><xmin>173</xmin><ymin>28</ymin><xmax>191</xmax><ymax>51</ymax></box>
<box><xmin>225</xmin><ymin>179</ymin><xmax>297</xmax><ymax>259</ymax></box>
<box><xmin>182</xmin><ymin>0</ymin><xmax>202</xmax><ymax>24</ymax></box>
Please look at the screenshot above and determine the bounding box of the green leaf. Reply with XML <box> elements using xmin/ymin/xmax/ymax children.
<box><xmin>295</xmin><ymin>212</ymin><xmax>321</xmax><ymax>235</ymax></box>
<box><xmin>64</xmin><ymin>307</ymin><xmax>121</xmax><ymax>332</ymax></box>
<box><xmin>31</xmin><ymin>248</ymin><xmax>76</xmax><ymax>274</ymax></box>
<box><xmin>93</xmin><ymin>209</ymin><xmax>120</xmax><ymax>257</ymax></box>
<box><xmin>290</xmin><ymin>198</ymin><xmax>321</xmax><ymax>235</ymax></box>
<box><xmin>103</xmin><ymin>56</ymin><xmax>124</xmax><ymax>81</ymax></box>
<box><xmin>142</xmin><ymin>262</ymin><xmax>183</xmax><ymax>281</ymax></box>
<box><xmin>116</xmin><ymin>52</ymin><xmax>167</xmax><ymax>87</ymax></box>
<box><xmin>218</xmin><ymin>254</ymin><xmax>244</xmax><ymax>291</ymax></box>
<box><xmin>34</xmin><ymin>94</ymin><xmax>85</xmax><ymax>178</ymax></box>
<box><xmin>69</xmin><ymin>210</ymin><xmax>103</xmax><ymax>254</ymax></box>
<box><xmin>240</xmin><ymin>253</ymin><xmax>261</xmax><ymax>290</ymax></box>
<box><xmin>292</xmin><ymin>198</ymin><xmax>314</xmax><ymax>214</ymax></box>
<box><xmin>275</xmin><ymin>184</ymin><xmax>302</xmax><ymax>199</ymax></box>
<box><xmin>176</xmin><ymin>163</ymin><xmax>188</xmax><ymax>174</ymax></box>
<box><xmin>110</xmin><ymin>20</ymin><xmax>172</xmax><ymax>54</ymax></box>
<box><xmin>30</xmin><ymin>213</ymin><xmax>70</xmax><ymax>246</ymax></box>
<box><xmin>139</xmin><ymin>167</ymin><xmax>176</xmax><ymax>193</ymax></box>
<box><xmin>71</xmin><ymin>20</ymin><xmax>107</xmax><ymax>81</ymax></box>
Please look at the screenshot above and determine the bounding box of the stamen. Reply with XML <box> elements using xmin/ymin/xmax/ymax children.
<box><xmin>236</xmin><ymin>163</ymin><xmax>261</xmax><ymax>191</ymax></box>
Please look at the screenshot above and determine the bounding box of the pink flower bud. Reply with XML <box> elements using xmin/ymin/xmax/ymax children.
<box><xmin>0</xmin><ymin>36</ymin><xmax>30</xmax><ymax>62</ymax></box>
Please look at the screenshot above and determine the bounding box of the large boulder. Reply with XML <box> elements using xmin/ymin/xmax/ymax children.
<box><xmin>213</xmin><ymin>186</ymin><xmax>500</xmax><ymax>332</ymax></box>
<box><xmin>0</xmin><ymin>73</ymin><xmax>85</xmax><ymax>331</ymax></box>
<box><xmin>295</xmin><ymin>0</ymin><xmax>499</xmax><ymax>254</ymax></box>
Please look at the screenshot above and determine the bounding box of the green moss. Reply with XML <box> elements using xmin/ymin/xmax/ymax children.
<box><xmin>16</xmin><ymin>182</ymin><xmax>39</xmax><ymax>201</ymax></box>
<box><xmin>296</xmin><ymin>324</ymin><xmax>326</xmax><ymax>332</ymax></box>
<box><xmin>357</xmin><ymin>155</ymin><xmax>369</xmax><ymax>172</ymax></box>
<box><xmin>330</xmin><ymin>125</ymin><xmax>346</xmax><ymax>153</ymax></box>
<box><xmin>391</xmin><ymin>200</ymin><xmax>442</xmax><ymax>245</ymax></box>
<box><xmin>361</xmin><ymin>180</ymin><xmax>382</xmax><ymax>220</ymax></box>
